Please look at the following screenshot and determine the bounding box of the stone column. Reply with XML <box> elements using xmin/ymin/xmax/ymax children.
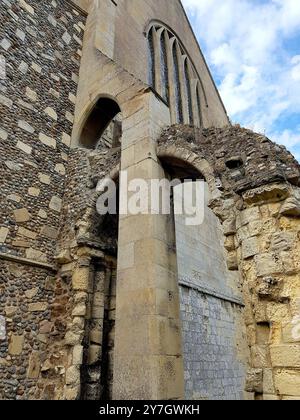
<box><xmin>113</xmin><ymin>91</ymin><xmax>185</xmax><ymax>400</ymax></box>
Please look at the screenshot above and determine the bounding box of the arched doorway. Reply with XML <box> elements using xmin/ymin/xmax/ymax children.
<box><xmin>79</xmin><ymin>97</ymin><xmax>122</xmax><ymax>150</ymax></box>
<box><xmin>159</xmin><ymin>153</ymin><xmax>247</xmax><ymax>400</ymax></box>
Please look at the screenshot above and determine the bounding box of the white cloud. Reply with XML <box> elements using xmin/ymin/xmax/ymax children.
<box><xmin>182</xmin><ymin>0</ymin><xmax>300</xmax><ymax>159</ymax></box>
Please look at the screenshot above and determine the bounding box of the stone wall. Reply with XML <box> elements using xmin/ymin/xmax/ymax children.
<box><xmin>180</xmin><ymin>287</ymin><xmax>246</xmax><ymax>400</ymax></box>
<box><xmin>158</xmin><ymin>125</ymin><xmax>300</xmax><ymax>400</ymax></box>
<box><xmin>0</xmin><ymin>0</ymin><xmax>86</xmax><ymax>263</ymax></box>
<box><xmin>0</xmin><ymin>0</ymin><xmax>86</xmax><ymax>400</ymax></box>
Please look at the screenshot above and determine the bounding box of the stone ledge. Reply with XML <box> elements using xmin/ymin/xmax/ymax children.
<box><xmin>0</xmin><ymin>252</ymin><xmax>57</xmax><ymax>271</ymax></box>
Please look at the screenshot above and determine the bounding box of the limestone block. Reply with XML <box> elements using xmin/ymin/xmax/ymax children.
<box><xmin>90</xmin><ymin>329</ymin><xmax>102</xmax><ymax>345</ymax></box>
<box><xmin>18</xmin><ymin>0</ymin><xmax>35</xmax><ymax>15</ymax></box>
<box><xmin>73</xmin><ymin>345</ymin><xmax>84</xmax><ymax>366</ymax></box>
<box><xmin>72</xmin><ymin>304</ymin><xmax>86</xmax><ymax>317</ymax></box>
<box><xmin>40</xmin><ymin>225</ymin><xmax>58</xmax><ymax>240</ymax></box>
<box><xmin>255</xmin><ymin>253</ymin><xmax>281</xmax><ymax>277</ymax></box>
<box><xmin>245</xmin><ymin>369</ymin><xmax>263</xmax><ymax>393</ymax></box>
<box><xmin>280</xmin><ymin>198</ymin><xmax>300</xmax><ymax>217</ymax></box>
<box><xmin>66</xmin><ymin>366</ymin><xmax>80</xmax><ymax>386</ymax></box>
<box><xmin>62</xmin><ymin>132</ymin><xmax>71</xmax><ymax>147</ymax></box>
<box><xmin>38</xmin><ymin>210</ymin><xmax>47</xmax><ymax>219</ymax></box>
<box><xmin>0</xmin><ymin>128</ymin><xmax>8</xmax><ymax>140</ymax></box>
<box><xmin>28</xmin><ymin>187</ymin><xmax>40</xmax><ymax>197</ymax></box>
<box><xmin>26</xmin><ymin>248</ymin><xmax>47</xmax><ymax>263</ymax></box>
<box><xmin>38</xmin><ymin>173</ymin><xmax>51</xmax><ymax>185</ymax></box>
<box><xmin>25</xmin><ymin>288</ymin><xmax>38</xmax><ymax>299</ymax></box>
<box><xmin>282</xmin><ymin>322</ymin><xmax>300</xmax><ymax>343</ymax></box>
<box><xmin>242</xmin><ymin>237</ymin><xmax>259</xmax><ymax>259</ymax></box>
<box><xmin>72</xmin><ymin>267</ymin><xmax>90</xmax><ymax>291</ymax></box>
<box><xmin>55</xmin><ymin>164</ymin><xmax>66</xmax><ymax>176</ymax></box>
<box><xmin>239</xmin><ymin>207</ymin><xmax>261</xmax><ymax>227</ymax></box>
<box><xmin>263</xmin><ymin>369</ymin><xmax>275</xmax><ymax>394</ymax></box>
<box><xmin>271</xmin><ymin>232</ymin><xmax>295</xmax><ymax>252</ymax></box>
<box><xmin>251</xmin><ymin>345</ymin><xmax>271</xmax><ymax>368</ymax></box>
<box><xmin>227</xmin><ymin>252</ymin><xmax>238</xmax><ymax>271</ymax></box>
<box><xmin>88</xmin><ymin>345</ymin><xmax>101</xmax><ymax>365</ymax></box>
<box><xmin>49</xmin><ymin>196</ymin><xmax>62</xmax><ymax>212</ymax></box>
<box><xmin>274</xmin><ymin>369</ymin><xmax>300</xmax><ymax>396</ymax></box>
<box><xmin>0</xmin><ymin>227</ymin><xmax>9</xmax><ymax>243</ymax></box>
<box><xmin>5</xmin><ymin>307</ymin><xmax>17</xmax><ymax>317</ymax></box>
<box><xmin>64</xmin><ymin>331</ymin><xmax>83</xmax><ymax>346</ymax></box>
<box><xmin>270</xmin><ymin>345</ymin><xmax>300</xmax><ymax>368</ymax></box>
<box><xmin>243</xmin><ymin>184</ymin><xmax>289</xmax><ymax>206</ymax></box>
<box><xmin>7</xmin><ymin>194</ymin><xmax>21</xmax><ymax>203</ymax></box>
<box><xmin>27</xmin><ymin>351</ymin><xmax>40</xmax><ymax>379</ymax></box>
<box><xmin>39</xmin><ymin>133</ymin><xmax>56</xmax><ymax>149</ymax></box>
<box><xmin>13</xmin><ymin>208</ymin><xmax>31</xmax><ymax>223</ymax></box>
<box><xmin>44</xmin><ymin>107</ymin><xmax>57</xmax><ymax>120</ymax></box>
<box><xmin>8</xmin><ymin>334</ymin><xmax>24</xmax><ymax>355</ymax></box>
<box><xmin>17</xmin><ymin>227</ymin><xmax>37</xmax><ymax>239</ymax></box>
<box><xmin>28</xmin><ymin>302</ymin><xmax>48</xmax><ymax>312</ymax></box>
<box><xmin>18</xmin><ymin>120</ymin><xmax>35</xmax><ymax>133</ymax></box>
<box><xmin>16</xmin><ymin>141</ymin><xmax>32</xmax><ymax>155</ymax></box>
<box><xmin>25</xmin><ymin>87</ymin><xmax>37</xmax><ymax>102</ymax></box>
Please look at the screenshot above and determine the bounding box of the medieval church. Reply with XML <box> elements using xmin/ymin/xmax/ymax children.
<box><xmin>0</xmin><ymin>0</ymin><xmax>300</xmax><ymax>401</ymax></box>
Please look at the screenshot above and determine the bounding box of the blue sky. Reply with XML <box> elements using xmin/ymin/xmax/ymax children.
<box><xmin>182</xmin><ymin>0</ymin><xmax>300</xmax><ymax>161</ymax></box>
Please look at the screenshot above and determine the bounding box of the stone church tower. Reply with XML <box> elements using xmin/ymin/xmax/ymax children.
<box><xmin>0</xmin><ymin>0</ymin><xmax>300</xmax><ymax>400</ymax></box>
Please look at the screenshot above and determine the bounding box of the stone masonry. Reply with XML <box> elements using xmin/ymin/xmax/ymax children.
<box><xmin>0</xmin><ymin>0</ymin><xmax>300</xmax><ymax>401</ymax></box>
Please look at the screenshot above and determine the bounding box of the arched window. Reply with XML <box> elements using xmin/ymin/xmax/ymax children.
<box><xmin>172</xmin><ymin>41</ymin><xmax>183</xmax><ymax>124</ymax></box>
<box><xmin>160</xmin><ymin>31</ymin><xmax>169</xmax><ymax>103</ymax></box>
<box><xmin>146</xmin><ymin>21</ymin><xmax>207</xmax><ymax>127</ymax></box>
<box><xmin>147</xmin><ymin>27</ymin><xmax>155</xmax><ymax>89</ymax></box>
<box><xmin>184</xmin><ymin>59</ymin><xmax>193</xmax><ymax>125</ymax></box>
<box><xmin>196</xmin><ymin>83</ymin><xmax>203</xmax><ymax>128</ymax></box>
<box><xmin>79</xmin><ymin>97</ymin><xmax>121</xmax><ymax>149</ymax></box>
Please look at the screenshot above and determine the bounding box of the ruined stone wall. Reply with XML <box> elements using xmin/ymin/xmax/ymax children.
<box><xmin>158</xmin><ymin>125</ymin><xmax>300</xmax><ymax>400</ymax></box>
<box><xmin>0</xmin><ymin>0</ymin><xmax>86</xmax><ymax>400</ymax></box>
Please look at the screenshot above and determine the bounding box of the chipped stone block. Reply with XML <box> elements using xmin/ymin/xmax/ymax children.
<box><xmin>62</xmin><ymin>132</ymin><xmax>71</xmax><ymax>147</ymax></box>
<box><xmin>0</xmin><ymin>38</ymin><xmax>11</xmax><ymax>51</ymax></box>
<box><xmin>16</xmin><ymin>140</ymin><xmax>32</xmax><ymax>154</ymax></box>
<box><xmin>31</xmin><ymin>62</ymin><xmax>42</xmax><ymax>73</ymax></box>
<box><xmin>0</xmin><ymin>227</ymin><xmax>9</xmax><ymax>243</ymax></box>
<box><xmin>39</xmin><ymin>133</ymin><xmax>56</xmax><ymax>148</ymax></box>
<box><xmin>44</xmin><ymin>107</ymin><xmax>57</xmax><ymax>120</ymax></box>
<box><xmin>40</xmin><ymin>225</ymin><xmax>58</xmax><ymax>240</ymax></box>
<box><xmin>13</xmin><ymin>208</ymin><xmax>31</xmax><ymax>223</ymax></box>
<box><xmin>255</xmin><ymin>253</ymin><xmax>281</xmax><ymax>277</ymax></box>
<box><xmin>55</xmin><ymin>163</ymin><xmax>66</xmax><ymax>175</ymax></box>
<box><xmin>18</xmin><ymin>120</ymin><xmax>35</xmax><ymax>133</ymax></box>
<box><xmin>245</xmin><ymin>369</ymin><xmax>263</xmax><ymax>393</ymax></box>
<box><xmin>25</xmin><ymin>87</ymin><xmax>37</xmax><ymax>101</ymax></box>
<box><xmin>26</xmin><ymin>248</ymin><xmax>47</xmax><ymax>262</ymax></box>
<box><xmin>28</xmin><ymin>302</ymin><xmax>48</xmax><ymax>312</ymax></box>
<box><xmin>17</xmin><ymin>227</ymin><xmax>37</xmax><ymax>239</ymax></box>
<box><xmin>8</xmin><ymin>334</ymin><xmax>24</xmax><ymax>355</ymax></box>
<box><xmin>242</xmin><ymin>237</ymin><xmax>259</xmax><ymax>259</ymax></box>
<box><xmin>62</xmin><ymin>31</ymin><xmax>71</xmax><ymax>45</ymax></box>
<box><xmin>73</xmin><ymin>345</ymin><xmax>84</xmax><ymax>366</ymax></box>
<box><xmin>280</xmin><ymin>197</ymin><xmax>300</xmax><ymax>217</ymax></box>
<box><xmin>16</xmin><ymin>29</ymin><xmax>26</xmax><ymax>41</ymax></box>
<box><xmin>28</xmin><ymin>187</ymin><xmax>40</xmax><ymax>197</ymax></box>
<box><xmin>49</xmin><ymin>196</ymin><xmax>62</xmax><ymax>212</ymax></box>
<box><xmin>27</xmin><ymin>351</ymin><xmax>40</xmax><ymax>379</ymax></box>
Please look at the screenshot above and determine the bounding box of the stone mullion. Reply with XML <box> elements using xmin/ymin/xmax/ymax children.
<box><xmin>166</xmin><ymin>36</ymin><xmax>177</xmax><ymax>124</ymax></box>
<box><xmin>153</xmin><ymin>28</ymin><xmax>163</xmax><ymax>98</ymax></box>
<box><xmin>177</xmin><ymin>50</ymin><xmax>189</xmax><ymax>125</ymax></box>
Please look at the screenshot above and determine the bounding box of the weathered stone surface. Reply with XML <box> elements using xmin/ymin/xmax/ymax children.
<box><xmin>280</xmin><ymin>197</ymin><xmax>300</xmax><ymax>217</ymax></box>
<box><xmin>28</xmin><ymin>302</ymin><xmax>48</xmax><ymax>312</ymax></box>
<box><xmin>245</xmin><ymin>369</ymin><xmax>263</xmax><ymax>393</ymax></box>
<box><xmin>66</xmin><ymin>366</ymin><xmax>81</xmax><ymax>386</ymax></box>
<box><xmin>270</xmin><ymin>345</ymin><xmax>300</xmax><ymax>368</ymax></box>
<box><xmin>255</xmin><ymin>253</ymin><xmax>281</xmax><ymax>277</ymax></box>
<box><xmin>242</xmin><ymin>237</ymin><xmax>259</xmax><ymax>260</ymax></box>
<box><xmin>8</xmin><ymin>334</ymin><xmax>24</xmax><ymax>355</ymax></box>
<box><xmin>274</xmin><ymin>370</ymin><xmax>300</xmax><ymax>397</ymax></box>
<box><xmin>49</xmin><ymin>196</ymin><xmax>62</xmax><ymax>212</ymax></box>
<box><xmin>0</xmin><ymin>227</ymin><xmax>9</xmax><ymax>243</ymax></box>
<box><xmin>27</xmin><ymin>352</ymin><xmax>40</xmax><ymax>379</ymax></box>
<box><xmin>73</xmin><ymin>345</ymin><xmax>84</xmax><ymax>366</ymax></box>
<box><xmin>13</xmin><ymin>208</ymin><xmax>31</xmax><ymax>223</ymax></box>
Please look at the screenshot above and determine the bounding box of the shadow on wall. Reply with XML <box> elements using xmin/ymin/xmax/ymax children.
<box><xmin>79</xmin><ymin>97</ymin><xmax>122</xmax><ymax>149</ymax></box>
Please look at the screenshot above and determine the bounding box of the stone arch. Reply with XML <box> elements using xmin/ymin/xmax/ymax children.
<box><xmin>157</xmin><ymin>143</ymin><xmax>222</xmax><ymax>201</ymax></box>
<box><xmin>77</xmin><ymin>96</ymin><xmax>122</xmax><ymax>150</ymax></box>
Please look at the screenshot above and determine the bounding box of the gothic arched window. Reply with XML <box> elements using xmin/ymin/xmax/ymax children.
<box><xmin>160</xmin><ymin>30</ymin><xmax>169</xmax><ymax>103</ymax></box>
<box><xmin>147</xmin><ymin>27</ymin><xmax>155</xmax><ymax>89</ymax></box>
<box><xmin>184</xmin><ymin>59</ymin><xmax>193</xmax><ymax>125</ymax></box>
<box><xmin>172</xmin><ymin>41</ymin><xmax>183</xmax><ymax>124</ymax></box>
